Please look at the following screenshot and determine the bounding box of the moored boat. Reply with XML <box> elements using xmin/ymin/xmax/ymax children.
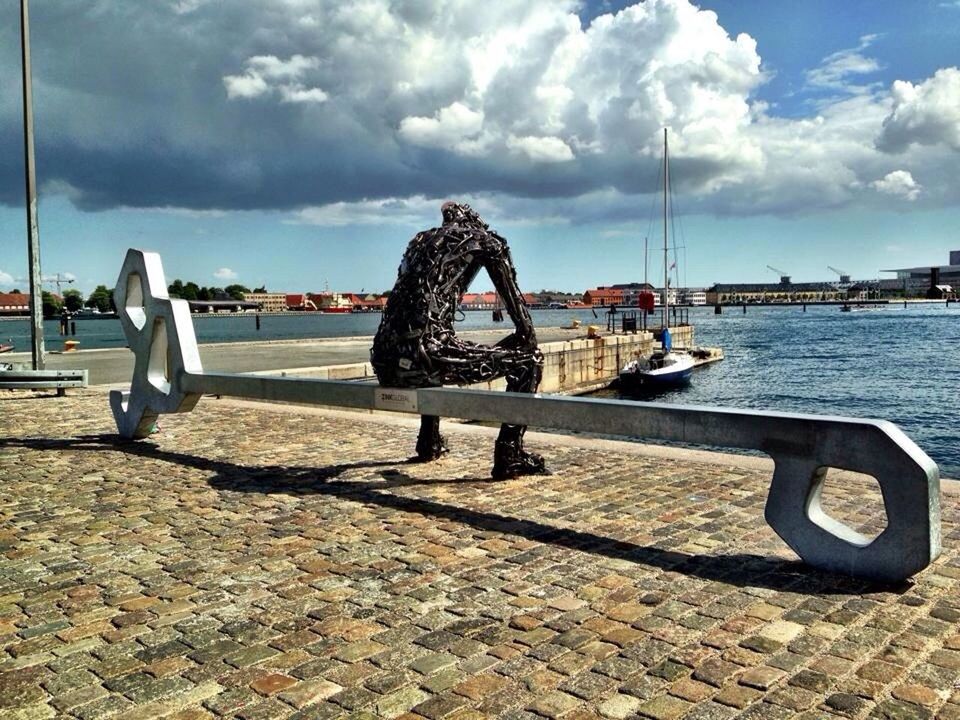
<box><xmin>619</xmin><ymin>350</ymin><xmax>694</xmax><ymax>390</ymax></box>
<box><xmin>618</xmin><ymin>128</ymin><xmax>695</xmax><ymax>393</ymax></box>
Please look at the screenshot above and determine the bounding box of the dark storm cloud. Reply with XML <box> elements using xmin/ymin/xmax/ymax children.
<box><xmin>0</xmin><ymin>0</ymin><xmax>957</xmax><ymax>221</ymax></box>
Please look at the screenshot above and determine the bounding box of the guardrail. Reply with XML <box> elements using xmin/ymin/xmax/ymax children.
<box><xmin>108</xmin><ymin>249</ymin><xmax>942</xmax><ymax>583</ymax></box>
<box><xmin>0</xmin><ymin>367</ymin><xmax>88</xmax><ymax>393</ymax></box>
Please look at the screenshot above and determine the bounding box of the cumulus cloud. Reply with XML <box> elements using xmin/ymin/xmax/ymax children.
<box><xmin>398</xmin><ymin>103</ymin><xmax>486</xmax><ymax>154</ymax></box>
<box><xmin>0</xmin><ymin>269</ymin><xmax>14</xmax><ymax>288</ymax></box>
<box><xmin>875</xmin><ymin>68</ymin><xmax>960</xmax><ymax>153</ymax></box>
<box><xmin>0</xmin><ymin>0</ymin><xmax>957</xmax><ymax>222</ymax></box>
<box><xmin>224</xmin><ymin>55</ymin><xmax>327</xmax><ymax>103</ymax></box>
<box><xmin>872</xmin><ymin>170</ymin><xmax>922</xmax><ymax>200</ymax></box>
<box><xmin>213</xmin><ymin>268</ymin><xmax>238</xmax><ymax>281</ymax></box>
<box><xmin>506</xmin><ymin>135</ymin><xmax>574</xmax><ymax>163</ymax></box>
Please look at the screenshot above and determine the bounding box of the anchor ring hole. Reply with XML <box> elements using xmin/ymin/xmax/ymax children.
<box><xmin>147</xmin><ymin>317</ymin><xmax>172</xmax><ymax>395</ymax></box>
<box><xmin>125</xmin><ymin>272</ymin><xmax>147</xmax><ymax>331</ymax></box>
<box><xmin>807</xmin><ymin>467</ymin><xmax>888</xmax><ymax>546</ymax></box>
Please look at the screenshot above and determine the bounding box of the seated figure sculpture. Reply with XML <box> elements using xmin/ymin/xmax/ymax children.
<box><xmin>371</xmin><ymin>202</ymin><xmax>549</xmax><ymax>480</ymax></box>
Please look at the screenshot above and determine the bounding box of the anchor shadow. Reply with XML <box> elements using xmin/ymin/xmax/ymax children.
<box><xmin>0</xmin><ymin>434</ymin><xmax>908</xmax><ymax>595</ymax></box>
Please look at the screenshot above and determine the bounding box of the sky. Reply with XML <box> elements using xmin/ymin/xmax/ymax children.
<box><xmin>1</xmin><ymin>0</ymin><xmax>959</xmax><ymax>296</ymax></box>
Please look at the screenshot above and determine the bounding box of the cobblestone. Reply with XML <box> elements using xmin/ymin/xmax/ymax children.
<box><xmin>0</xmin><ymin>389</ymin><xmax>958</xmax><ymax>718</ymax></box>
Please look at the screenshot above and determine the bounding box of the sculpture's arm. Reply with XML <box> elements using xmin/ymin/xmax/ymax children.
<box><xmin>481</xmin><ymin>234</ymin><xmax>537</xmax><ymax>348</ymax></box>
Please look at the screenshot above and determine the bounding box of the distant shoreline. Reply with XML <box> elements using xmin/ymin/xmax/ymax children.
<box><xmin>0</xmin><ymin>296</ymin><xmax>950</xmax><ymax>323</ymax></box>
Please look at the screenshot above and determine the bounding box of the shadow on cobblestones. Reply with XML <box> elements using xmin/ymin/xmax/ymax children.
<box><xmin>1</xmin><ymin>435</ymin><xmax>896</xmax><ymax>596</ymax></box>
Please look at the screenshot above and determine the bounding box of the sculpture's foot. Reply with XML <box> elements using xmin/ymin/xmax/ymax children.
<box><xmin>412</xmin><ymin>433</ymin><xmax>449</xmax><ymax>462</ymax></box>
<box><xmin>492</xmin><ymin>442</ymin><xmax>550</xmax><ymax>480</ymax></box>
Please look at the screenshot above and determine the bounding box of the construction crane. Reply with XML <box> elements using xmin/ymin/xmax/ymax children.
<box><xmin>766</xmin><ymin>265</ymin><xmax>791</xmax><ymax>285</ymax></box>
<box><xmin>15</xmin><ymin>272</ymin><xmax>75</xmax><ymax>294</ymax></box>
<box><xmin>827</xmin><ymin>266</ymin><xmax>852</xmax><ymax>285</ymax></box>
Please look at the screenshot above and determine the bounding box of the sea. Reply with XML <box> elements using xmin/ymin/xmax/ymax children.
<box><xmin>3</xmin><ymin>303</ymin><xmax>958</xmax><ymax>475</ymax></box>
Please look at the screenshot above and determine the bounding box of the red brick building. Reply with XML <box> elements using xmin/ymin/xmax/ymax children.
<box><xmin>0</xmin><ymin>292</ymin><xmax>30</xmax><ymax>316</ymax></box>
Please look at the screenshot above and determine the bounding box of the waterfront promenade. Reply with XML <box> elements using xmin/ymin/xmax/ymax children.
<box><xmin>1</xmin><ymin>388</ymin><xmax>958</xmax><ymax>719</ymax></box>
<box><xmin>2</xmin><ymin>328</ymin><xmax>585</xmax><ymax>386</ymax></box>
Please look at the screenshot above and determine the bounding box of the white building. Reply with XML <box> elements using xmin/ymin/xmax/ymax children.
<box><xmin>680</xmin><ymin>289</ymin><xmax>707</xmax><ymax>305</ymax></box>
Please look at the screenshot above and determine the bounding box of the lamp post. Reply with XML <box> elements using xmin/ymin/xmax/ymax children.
<box><xmin>20</xmin><ymin>0</ymin><xmax>45</xmax><ymax>370</ymax></box>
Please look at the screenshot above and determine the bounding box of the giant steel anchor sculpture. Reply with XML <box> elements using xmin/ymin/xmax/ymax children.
<box><xmin>371</xmin><ymin>202</ymin><xmax>548</xmax><ymax>479</ymax></box>
<box><xmin>108</xmin><ymin>235</ymin><xmax>941</xmax><ymax>583</ymax></box>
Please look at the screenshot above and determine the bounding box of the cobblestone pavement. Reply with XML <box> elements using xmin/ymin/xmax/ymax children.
<box><xmin>0</xmin><ymin>389</ymin><xmax>958</xmax><ymax>720</ymax></box>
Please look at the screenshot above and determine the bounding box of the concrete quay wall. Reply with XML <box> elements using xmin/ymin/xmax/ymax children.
<box><xmin>256</xmin><ymin>332</ymin><xmax>667</xmax><ymax>395</ymax></box>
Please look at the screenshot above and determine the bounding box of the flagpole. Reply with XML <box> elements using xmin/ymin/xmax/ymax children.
<box><xmin>20</xmin><ymin>0</ymin><xmax>45</xmax><ymax>369</ymax></box>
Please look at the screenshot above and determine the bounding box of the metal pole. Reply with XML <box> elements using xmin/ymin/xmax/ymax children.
<box><xmin>20</xmin><ymin>0</ymin><xmax>44</xmax><ymax>369</ymax></box>
<box><xmin>662</xmin><ymin>128</ymin><xmax>668</xmax><ymax>331</ymax></box>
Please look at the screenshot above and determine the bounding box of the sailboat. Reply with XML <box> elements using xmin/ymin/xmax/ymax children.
<box><xmin>619</xmin><ymin>128</ymin><xmax>695</xmax><ymax>391</ymax></box>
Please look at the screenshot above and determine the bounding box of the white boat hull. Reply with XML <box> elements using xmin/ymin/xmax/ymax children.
<box><xmin>619</xmin><ymin>352</ymin><xmax>694</xmax><ymax>391</ymax></box>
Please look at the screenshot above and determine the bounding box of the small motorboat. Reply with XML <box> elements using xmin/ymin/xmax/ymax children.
<box><xmin>0</xmin><ymin>343</ymin><xmax>14</xmax><ymax>354</ymax></box>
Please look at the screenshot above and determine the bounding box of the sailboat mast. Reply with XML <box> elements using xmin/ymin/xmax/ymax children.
<box><xmin>662</xmin><ymin>127</ymin><xmax>668</xmax><ymax>330</ymax></box>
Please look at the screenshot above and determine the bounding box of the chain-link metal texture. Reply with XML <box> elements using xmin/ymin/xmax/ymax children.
<box><xmin>371</xmin><ymin>202</ymin><xmax>548</xmax><ymax>478</ymax></box>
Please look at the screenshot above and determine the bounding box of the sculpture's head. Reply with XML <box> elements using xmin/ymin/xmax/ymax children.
<box><xmin>441</xmin><ymin>201</ymin><xmax>485</xmax><ymax>228</ymax></box>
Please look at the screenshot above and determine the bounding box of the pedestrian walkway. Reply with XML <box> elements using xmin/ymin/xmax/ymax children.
<box><xmin>0</xmin><ymin>389</ymin><xmax>957</xmax><ymax>719</ymax></box>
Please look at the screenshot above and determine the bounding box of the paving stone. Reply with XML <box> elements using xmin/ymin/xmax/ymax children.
<box><xmin>412</xmin><ymin>691</ymin><xmax>471</xmax><ymax>719</ymax></box>
<box><xmin>553</xmin><ymin>629</ymin><xmax>596</xmax><ymax>650</ymax></box>
<box><xmin>872</xmin><ymin>699</ymin><xmax>934</xmax><ymax>719</ymax></box>
<box><xmin>558</xmin><ymin>672</ymin><xmax>617</xmax><ymax>701</ymax></box>
<box><xmin>331</xmin><ymin>685</ymin><xmax>379</xmax><ymax>710</ymax></box>
<box><xmin>411</xmin><ymin>653</ymin><xmax>459</xmax><ymax>675</ymax></box>
<box><xmin>278</xmin><ymin>678</ymin><xmax>342</xmax><ymax>708</ymax></box>
<box><xmin>713</xmin><ymin>683</ymin><xmax>762</xmax><ymax>709</ymax></box>
<box><xmin>597</xmin><ymin>693</ymin><xmax>642</xmax><ymax>719</ymax></box>
<box><xmin>891</xmin><ymin>683</ymin><xmax>940</xmax><ymax>707</ymax></box>
<box><xmin>668</xmin><ymin>678</ymin><xmax>714</xmax><ymax>703</ymax></box>
<box><xmin>765</xmin><ymin>685</ymin><xmax>820</xmax><ymax>711</ymax></box>
<box><xmin>226</xmin><ymin>645</ymin><xmax>280</xmax><ymax>668</ymax></box>
<box><xmin>858</xmin><ymin>659</ymin><xmax>904</xmax><ymax>683</ymax></box>
<box><xmin>453</xmin><ymin>673</ymin><xmax>510</xmax><ymax>701</ymax></box>
<box><xmin>824</xmin><ymin>692</ymin><xmax>868</xmax><ymax>715</ymax></box>
<box><xmin>636</xmin><ymin>693</ymin><xmax>691</xmax><ymax>719</ymax></box>
<box><xmin>421</xmin><ymin>667</ymin><xmax>464</xmax><ymax>694</ymax></box>
<box><xmin>249</xmin><ymin>673</ymin><xmax>298</xmax><ymax>696</ymax></box>
<box><xmin>376</xmin><ymin>685</ymin><xmax>431</xmax><ymax>718</ymax></box>
<box><xmin>528</xmin><ymin>690</ymin><xmax>581</xmax><ymax>718</ymax></box>
<box><xmin>692</xmin><ymin>659</ymin><xmax>741</xmax><ymax>688</ymax></box>
<box><xmin>788</xmin><ymin>669</ymin><xmax>831</xmax><ymax>693</ymax></box>
<box><xmin>929</xmin><ymin>650</ymin><xmax>960</xmax><ymax>670</ymax></box>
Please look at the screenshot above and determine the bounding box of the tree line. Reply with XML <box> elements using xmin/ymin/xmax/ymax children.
<box><xmin>29</xmin><ymin>280</ymin><xmax>267</xmax><ymax>318</ymax></box>
<box><xmin>166</xmin><ymin>280</ymin><xmax>264</xmax><ymax>302</ymax></box>
<box><xmin>38</xmin><ymin>286</ymin><xmax>115</xmax><ymax>318</ymax></box>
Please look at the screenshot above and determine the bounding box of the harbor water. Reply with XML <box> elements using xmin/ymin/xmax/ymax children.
<box><xmin>3</xmin><ymin>304</ymin><xmax>958</xmax><ymax>475</ymax></box>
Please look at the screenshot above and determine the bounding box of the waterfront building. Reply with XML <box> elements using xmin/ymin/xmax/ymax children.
<box><xmin>311</xmin><ymin>292</ymin><xmax>352</xmax><ymax>312</ymax></box>
<box><xmin>530</xmin><ymin>290</ymin><xmax>581</xmax><ymax>307</ymax></box>
<box><xmin>680</xmin><ymin>289</ymin><xmax>707</xmax><ymax>305</ymax></box>
<box><xmin>188</xmin><ymin>299</ymin><xmax>260</xmax><ymax>314</ymax></box>
<box><xmin>584</xmin><ymin>283</ymin><xmax>669</xmax><ymax>307</ymax></box>
<box><xmin>0</xmin><ymin>292</ymin><xmax>30</xmax><ymax>316</ymax></box>
<box><xmin>883</xmin><ymin>250</ymin><xmax>960</xmax><ymax>297</ymax></box>
<box><xmin>285</xmin><ymin>293</ymin><xmax>316</xmax><ymax>311</ymax></box>
<box><xmin>610</xmin><ymin>282</ymin><xmax>656</xmax><ymax>307</ymax></box>
<box><xmin>242</xmin><ymin>292</ymin><xmax>288</xmax><ymax>312</ymax></box>
<box><xmin>460</xmin><ymin>292</ymin><xmax>537</xmax><ymax>310</ymax></box>
<box><xmin>345</xmin><ymin>293</ymin><xmax>387</xmax><ymax>312</ymax></box>
<box><xmin>582</xmin><ymin>287</ymin><xmax>625</xmax><ymax>306</ymax></box>
<box><xmin>706</xmin><ymin>282</ymin><xmax>845</xmax><ymax>304</ymax></box>
<box><xmin>660</xmin><ymin>287</ymin><xmax>678</xmax><ymax>305</ymax></box>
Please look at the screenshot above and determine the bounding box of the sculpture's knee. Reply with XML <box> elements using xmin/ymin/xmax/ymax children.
<box><xmin>506</xmin><ymin>351</ymin><xmax>542</xmax><ymax>393</ymax></box>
